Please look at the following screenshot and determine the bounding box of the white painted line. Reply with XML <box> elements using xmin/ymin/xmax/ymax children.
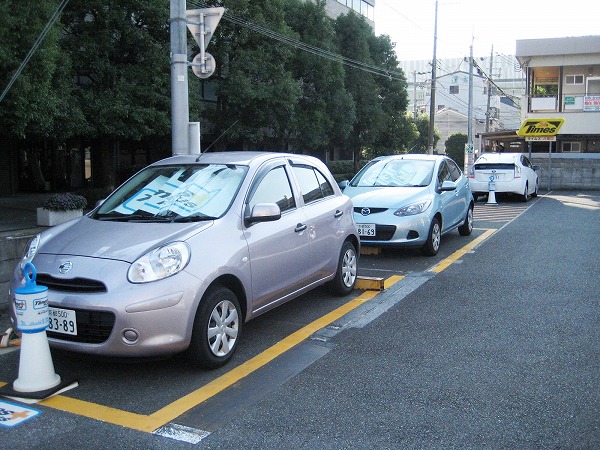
<box><xmin>153</xmin><ymin>422</ymin><xmax>211</xmax><ymax>444</ymax></box>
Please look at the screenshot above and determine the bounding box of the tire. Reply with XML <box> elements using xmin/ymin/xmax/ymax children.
<box><xmin>187</xmin><ymin>286</ymin><xmax>242</xmax><ymax>369</ymax></box>
<box><xmin>422</xmin><ymin>217</ymin><xmax>441</xmax><ymax>256</ymax></box>
<box><xmin>328</xmin><ymin>241</ymin><xmax>358</xmax><ymax>296</ymax></box>
<box><xmin>531</xmin><ymin>181</ymin><xmax>538</xmax><ymax>198</ymax></box>
<box><xmin>458</xmin><ymin>204</ymin><xmax>474</xmax><ymax>236</ymax></box>
<box><xmin>521</xmin><ymin>183</ymin><xmax>529</xmax><ymax>202</ymax></box>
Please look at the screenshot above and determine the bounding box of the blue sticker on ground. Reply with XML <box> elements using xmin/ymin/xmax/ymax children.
<box><xmin>0</xmin><ymin>400</ymin><xmax>41</xmax><ymax>428</ymax></box>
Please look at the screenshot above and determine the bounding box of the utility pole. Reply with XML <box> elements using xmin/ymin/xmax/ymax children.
<box><xmin>413</xmin><ymin>71</ymin><xmax>418</xmax><ymax>121</ymax></box>
<box><xmin>485</xmin><ymin>45</ymin><xmax>494</xmax><ymax>132</ymax></box>
<box><xmin>170</xmin><ymin>0</ymin><xmax>190</xmax><ymax>156</ymax></box>
<box><xmin>467</xmin><ymin>41</ymin><xmax>473</xmax><ymax>146</ymax></box>
<box><xmin>465</xmin><ymin>40</ymin><xmax>475</xmax><ymax>174</ymax></box>
<box><xmin>427</xmin><ymin>0</ymin><xmax>438</xmax><ymax>155</ymax></box>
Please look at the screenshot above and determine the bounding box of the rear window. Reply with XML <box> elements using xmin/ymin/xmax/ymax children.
<box><xmin>474</xmin><ymin>163</ymin><xmax>515</xmax><ymax>170</ymax></box>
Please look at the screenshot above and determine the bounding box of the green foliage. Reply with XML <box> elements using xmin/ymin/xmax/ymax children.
<box><xmin>1</xmin><ymin>0</ymin><xmax>415</xmax><ymax>190</ymax></box>
<box><xmin>409</xmin><ymin>114</ymin><xmax>441</xmax><ymax>153</ymax></box>
<box><xmin>445</xmin><ymin>132</ymin><xmax>468</xmax><ymax>168</ymax></box>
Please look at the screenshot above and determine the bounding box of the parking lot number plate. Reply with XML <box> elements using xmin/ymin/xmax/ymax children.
<box><xmin>48</xmin><ymin>307</ymin><xmax>78</xmax><ymax>335</ymax></box>
<box><xmin>357</xmin><ymin>224</ymin><xmax>376</xmax><ymax>237</ymax></box>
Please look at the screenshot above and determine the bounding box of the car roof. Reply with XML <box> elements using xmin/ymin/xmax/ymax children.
<box><xmin>373</xmin><ymin>154</ymin><xmax>446</xmax><ymax>162</ymax></box>
<box><xmin>151</xmin><ymin>151</ymin><xmax>316</xmax><ymax>167</ymax></box>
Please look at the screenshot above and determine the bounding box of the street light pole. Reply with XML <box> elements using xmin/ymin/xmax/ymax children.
<box><xmin>427</xmin><ymin>0</ymin><xmax>438</xmax><ymax>155</ymax></box>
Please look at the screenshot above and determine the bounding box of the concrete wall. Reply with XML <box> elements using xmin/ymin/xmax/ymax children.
<box><xmin>530</xmin><ymin>153</ymin><xmax>600</xmax><ymax>190</ymax></box>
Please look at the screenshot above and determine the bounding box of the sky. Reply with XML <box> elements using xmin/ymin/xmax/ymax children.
<box><xmin>375</xmin><ymin>0</ymin><xmax>600</xmax><ymax>61</ymax></box>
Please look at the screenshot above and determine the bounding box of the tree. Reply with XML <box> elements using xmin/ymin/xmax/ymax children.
<box><xmin>0</xmin><ymin>0</ymin><xmax>85</xmax><ymax>140</ymax></box>
<box><xmin>60</xmin><ymin>0</ymin><xmax>172</xmax><ymax>187</ymax></box>
<box><xmin>409</xmin><ymin>113</ymin><xmax>440</xmax><ymax>154</ymax></box>
<box><xmin>365</xmin><ymin>33</ymin><xmax>414</xmax><ymax>159</ymax></box>
<box><xmin>283</xmin><ymin>0</ymin><xmax>354</xmax><ymax>158</ymax></box>
<box><xmin>445</xmin><ymin>132</ymin><xmax>467</xmax><ymax>168</ymax></box>
<box><xmin>204</xmin><ymin>0</ymin><xmax>300</xmax><ymax>150</ymax></box>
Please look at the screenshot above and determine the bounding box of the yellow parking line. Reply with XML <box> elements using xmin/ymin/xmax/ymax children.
<box><xmin>428</xmin><ymin>228</ymin><xmax>496</xmax><ymax>273</ymax></box>
<box><xmin>4</xmin><ymin>289</ymin><xmax>381</xmax><ymax>433</ymax></box>
<box><xmin>0</xmin><ymin>234</ymin><xmax>491</xmax><ymax>433</ymax></box>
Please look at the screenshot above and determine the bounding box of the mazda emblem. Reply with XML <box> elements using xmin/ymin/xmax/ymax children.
<box><xmin>59</xmin><ymin>261</ymin><xmax>73</xmax><ymax>274</ymax></box>
<box><xmin>361</xmin><ymin>208</ymin><xmax>371</xmax><ymax>216</ymax></box>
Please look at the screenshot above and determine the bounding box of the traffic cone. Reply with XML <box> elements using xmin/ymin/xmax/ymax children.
<box><xmin>487</xmin><ymin>179</ymin><xmax>498</xmax><ymax>205</ymax></box>
<box><xmin>13</xmin><ymin>331</ymin><xmax>61</xmax><ymax>392</ymax></box>
<box><xmin>0</xmin><ymin>262</ymin><xmax>74</xmax><ymax>400</ymax></box>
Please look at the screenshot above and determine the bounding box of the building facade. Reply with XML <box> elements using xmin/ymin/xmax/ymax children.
<box><xmin>515</xmin><ymin>35</ymin><xmax>600</xmax><ymax>154</ymax></box>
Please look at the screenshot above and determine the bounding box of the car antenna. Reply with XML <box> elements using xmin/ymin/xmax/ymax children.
<box><xmin>197</xmin><ymin>120</ymin><xmax>239</xmax><ymax>161</ymax></box>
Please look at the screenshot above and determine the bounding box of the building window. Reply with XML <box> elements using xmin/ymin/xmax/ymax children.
<box><xmin>562</xmin><ymin>142</ymin><xmax>581</xmax><ymax>153</ymax></box>
<box><xmin>449</xmin><ymin>85</ymin><xmax>459</xmax><ymax>94</ymax></box>
<box><xmin>565</xmin><ymin>74</ymin><xmax>584</xmax><ymax>85</ymax></box>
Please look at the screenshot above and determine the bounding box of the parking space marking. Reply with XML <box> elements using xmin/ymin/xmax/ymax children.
<box><xmin>473</xmin><ymin>203</ymin><xmax>531</xmax><ymax>222</ymax></box>
<box><xmin>0</xmin><ymin>231</ymin><xmax>494</xmax><ymax>434</ymax></box>
<box><xmin>428</xmin><ymin>228</ymin><xmax>496</xmax><ymax>273</ymax></box>
<box><xmin>2</xmin><ymin>289</ymin><xmax>381</xmax><ymax>434</ymax></box>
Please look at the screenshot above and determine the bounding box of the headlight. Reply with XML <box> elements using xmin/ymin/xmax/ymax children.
<box><xmin>20</xmin><ymin>234</ymin><xmax>41</xmax><ymax>270</ymax></box>
<box><xmin>393</xmin><ymin>200</ymin><xmax>431</xmax><ymax>217</ymax></box>
<box><xmin>128</xmin><ymin>242</ymin><xmax>191</xmax><ymax>283</ymax></box>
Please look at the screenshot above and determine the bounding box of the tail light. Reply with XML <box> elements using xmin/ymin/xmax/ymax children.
<box><xmin>514</xmin><ymin>165</ymin><xmax>521</xmax><ymax>178</ymax></box>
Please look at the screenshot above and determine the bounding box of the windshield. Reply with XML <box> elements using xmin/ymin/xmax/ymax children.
<box><xmin>350</xmin><ymin>159</ymin><xmax>435</xmax><ymax>188</ymax></box>
<box><xmin>94</xmin><ymin>164</ymin><xmax>248</xmax><ymax>222</ymax></box>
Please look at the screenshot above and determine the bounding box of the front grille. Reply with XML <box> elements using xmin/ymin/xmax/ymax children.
<box><xmin>354</xmin><ymin>207</ymin><xmax>388</xmax><ymax>215</ymax></box>
<box><xmin>36</xmin><ymin>274</ymin><xmax>107</xmax><ymax>293</ymax></box>
<box><xmin>47</xmin><ymin>308</ymin><xmax>115</xmax><ymax>344</ymax></box>
<box><xmin>361</xmin><ymin>225</ymin><xmax>396</xmax><ymax>241</ymax></box>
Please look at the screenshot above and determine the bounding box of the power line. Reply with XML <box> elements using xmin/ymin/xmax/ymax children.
<box><xmin>0</xmin><ymin>0</ymin><xmax>71</xmax><ymax>104</ymax></box>
<box><xmin>188</xmin><ymin>1</ymin><xmax>407</xmax><ymax>81</ymax></box>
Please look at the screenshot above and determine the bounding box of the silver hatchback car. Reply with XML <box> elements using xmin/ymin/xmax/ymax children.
<box><xmin>341</xmin><ymin>154</ymin><xmax>473</xmax><ymax>256</ymax></box>
<box><xmin>11</xmin><ymin>152</ymin><xmax>359</xmax><ymax>368</ymax></box>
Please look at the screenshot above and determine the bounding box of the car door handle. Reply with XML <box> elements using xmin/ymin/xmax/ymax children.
<box><xmin>334</xmin><ymin>210</ymin><xmax>343</xmax><ymax>218</ymax></box>
<box><xmin>295</xmin><ymin>223</ymin><xmax>307</xmax><ymax>233</ymax></box>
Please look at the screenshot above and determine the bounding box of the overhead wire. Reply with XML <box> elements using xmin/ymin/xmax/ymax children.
<box><xmin>0</xmin><ymin>0</ymin><xmax>71</xmax><ymax>104</ymax></box>
<box><xmin>188</xmin><ymin>0</ymin><xmax>407</xmax><ymax>81</ymax></box>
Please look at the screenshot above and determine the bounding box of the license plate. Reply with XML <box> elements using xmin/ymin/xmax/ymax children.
<box><xmin>48</xmin><ymin>307</ymin><xmax>78</xmax><ymax>335</ymax></box>
<box><xmin>357</xmin><ymin>223</ymin><xmax>376</xmax><ymax>237</ymax></box>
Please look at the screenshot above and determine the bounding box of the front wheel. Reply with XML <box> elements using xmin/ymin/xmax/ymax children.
<box><xmin>458</xmin><ymin>205</ymin><xmax>474</xmax><ymax>236</ymax></box>
<box><xmin>422</xmin><ymin>217</ymin><xmax>441</xmax><ymax>256</ymax></box>
<box><xmin>187</xmin><ymin>286</ymin><xmax>242</xmax><ymax>369</ymax></box>
<box><xmin>328</xmin><ymin>241</ymin><xmax>358</xmax><ymax>296</ymax></box>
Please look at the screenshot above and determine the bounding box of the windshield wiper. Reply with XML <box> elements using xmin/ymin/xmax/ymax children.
<box><xmin>172</xmin><ymin>215</ymin><xmax>217</xmax><ymax>222</ymax></box>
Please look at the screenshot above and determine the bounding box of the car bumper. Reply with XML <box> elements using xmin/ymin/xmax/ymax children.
<box><xmin>354</xmin><ymin>212</ymin><xmax>431</xmax><ymax>247</ymax></box>
<box><xmin>11</xmin><ymin>256</ymin><xmax>205</xmax><ymax>357</ymax></box>
<box><xmin>469</xmin><ymin>179</ymin><xmax>525</xmax><ymax>195</ymax></box>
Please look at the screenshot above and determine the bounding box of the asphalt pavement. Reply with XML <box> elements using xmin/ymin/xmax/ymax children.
<box><xmin>1</xmin><ymin>191</ymin><xmax>599</xmax><ymax>448</ymax></box>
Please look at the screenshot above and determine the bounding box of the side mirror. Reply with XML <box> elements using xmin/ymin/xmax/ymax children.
<box><xmin>532</xmin><ymin>165</ymin><xmax>541</xmax><ymax>171</ymax></box>
<box><xmin>244</xmin><ymin>203</ymin><xmax>281</xmax><ymax>226</ymax></box>
<box><xmin>338</xmin><ymin>180</ymin><xmax>349</xmax><ymax>190</ymax></box>
<box><xmin>440</xmin><ymin>180</ymin><xmax>457</xmax><ymax>192</ymax></box>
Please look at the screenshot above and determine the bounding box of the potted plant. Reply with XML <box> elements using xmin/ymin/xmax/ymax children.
<box><xmin>37</xmin><ymin>192</ymin><xmax>88</xmax><ymax>226</ymax></box>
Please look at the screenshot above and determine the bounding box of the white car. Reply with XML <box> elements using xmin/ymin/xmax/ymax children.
<box><xmin>469</xmin><ymin>153</ymin><xmax>540</xmax><ymax>202</ymax></box>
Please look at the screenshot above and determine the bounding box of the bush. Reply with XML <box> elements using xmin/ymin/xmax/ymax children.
<box><xmin>42</xmin><ymin>193</ymin><xmax>88</xmax><ymax>211</ymax></box>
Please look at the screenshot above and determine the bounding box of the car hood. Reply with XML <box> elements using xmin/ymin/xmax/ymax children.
<box><xmin>37</xmin><ymin>216</ymin><xmax>213</xmax><ymax>262</ymax></box>
<box><xmin>344</xmin><ymin>186</ymin><xmax>431</xmax><ymax>208</ymax></box>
